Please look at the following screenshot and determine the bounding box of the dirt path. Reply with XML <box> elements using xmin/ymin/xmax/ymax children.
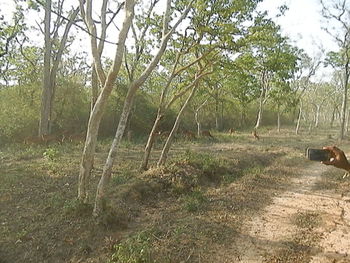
<box><xmin>235</xmin><ymin>162</ymin><xmax>350</xmax><ymax>263</ymax></box>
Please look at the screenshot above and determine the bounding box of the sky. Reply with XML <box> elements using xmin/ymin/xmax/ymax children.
<box><xmin>0</xmin><ymin>0</ymin><xmax>341</xmax><ymax>80</ymax></box>
<box><xmin>259</xmin><ymin>0</ymin><xmax>337</xmax><ymax>56</ymax></box>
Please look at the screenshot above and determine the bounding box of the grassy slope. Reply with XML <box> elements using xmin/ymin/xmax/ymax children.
<box><xmin>0</xmin><ymin>127</ymin><xmax>347</xmax><ymax>263</ymax></box>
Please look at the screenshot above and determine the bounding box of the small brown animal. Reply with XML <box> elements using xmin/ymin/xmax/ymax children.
<box><xmin>24</xmin><ymin>134</ymin><xmax>64</xmax><ymax>145</ymax></box>
<box><xmin>183</xmin><ymin>130</ymin><xmax>196</xmax><ymax>140</ymax></box>
<box><xmin>201</xmin><ymin>130</ymin><xmax>214</xmax><ymax>138</ymax></box>
<box><xmin>156</xmin><ymin>130</ymin><xmax>171</xmax><ymax>139</ymax></box>
<box><xmin>252</xmin><ymin>129</ymin><xmax>259</xmax><ymax>140</ymax></box>
<box><xmin>228</xmin><ymin>128</ymin><xmax>235</xmax><ymax>135</ymax></box>
<box><xmin>66</xmin><ymin>132</ymin><xmax>85</xmax><ymax>142</ymax></box>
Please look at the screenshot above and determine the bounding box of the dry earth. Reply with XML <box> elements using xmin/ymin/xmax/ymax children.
<box><xmin>233</xmin><ymin>162</ymin><xmax>350</xmax><ymax>263</ymax></box>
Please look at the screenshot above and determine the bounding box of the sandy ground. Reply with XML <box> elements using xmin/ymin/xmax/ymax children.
<box><xmin>234</xmin><ymin>162</ymin><xmax>350</xmax><ymax>263</ymax></box>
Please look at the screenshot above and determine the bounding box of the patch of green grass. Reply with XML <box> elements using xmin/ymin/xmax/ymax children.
<box><xmin>43</xmin><ymin>147</ymin><xmax>60</xmax><ymax>161</ymax></box>
<box><xmin>172</xmin><ymin>150</ymin><xmax>229</xmax><ymax>179</ymax></box>
<box><xmin>109</xmin><ymin>231</ymin><xmax>154</xmax><ymax>263</ymax></box>
<box><xmin>242</xmin><ymin>165</ymin><xmax>264</xmax><ymax>176</ymax></box>
<box><xmin>63</xmin><ymin>199</ymin><xmax>93</xmax><ymax>216</ymax></box>
<box><xmin>112</xmin><ymin>170</ymin><xmax>135</xmax><ymax>186</ymax></box>
<box><xmin>182</xmin><ymin>190</ymin><xmax>208</xmax><ymax>213</ymax></box>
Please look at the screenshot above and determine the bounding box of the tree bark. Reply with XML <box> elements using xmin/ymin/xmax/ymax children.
<box><xmin>39</xmin><ymin>0</ymin><xmax>52</xmax><ymax>136</ymax></box>
<box><xmin>277</xmin><ymin>109</ymin><xmax>281</xmax><ymax>133</ymax></box>
<box><xmin>339</xmin><ymin>62</ymin><xmax>349</xmax><ymax>140</ymax></box>
<box><xmin>139</xmin><ymin>113</ymin><xmax>163</xmax><ymax>171</ymax></box>
<box><xmin>295</xmin><ymin>105</ymin><xmax>302</xmax><ymax>135</ymax></box>
<box><xmin>78</xmin><ymin>0</ymin><xmax>135</xmax><ymax>203</ymax></box>
<box><xmin>158</xmin><ymin>85</ymin><xmax>197</xmax><ymax>167</ymax></box>
<box><xmin>93</xmin><ymin>0</ymin><xmax>194</xmax><ymax>216</ymax></box>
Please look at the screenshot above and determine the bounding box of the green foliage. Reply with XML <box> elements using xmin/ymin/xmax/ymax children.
<box><xmin>63</xmin><ymin>199</ymin><xmax>92</xmax><ymax>216</ymax></box>
<box><xmin>174</xmin><ymin>150</ymin><xmax>228</xmax><ymax>178</ymax></box>
<box><xmin>112</xmin><ymin>169</ymin><xmax>135</xmax><ymax>186</ymax></box>
<box><xmin>182</xmin><ymin>190</ymin><xmax>208</xmax><ymax>212</ymax></box>
<box><xmin>0</xmin><ymin>84</ymin><xmax>40</xmax><ymax>143</ymax></box>
<box><xmin>109</xmin><ymin>231</ymin><xmax>154</xmax><ymax>263</ymax></box>
<box><xmin>43</xmin><ymin>147</ymin><xmax>59</xmax><ymax>161</ymax></box>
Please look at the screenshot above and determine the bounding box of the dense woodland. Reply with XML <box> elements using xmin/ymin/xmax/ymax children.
<box><xmin>1</xmin><ymin>0</ymin><xmax>350</xmax><ymax>217</ymax></box>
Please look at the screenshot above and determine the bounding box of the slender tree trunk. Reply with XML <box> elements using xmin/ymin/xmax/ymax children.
<box><xmin>346</xmin><ymin>109</ymin><xmax>350</xmax><ymax>134</ymax></box>
<box><xmin>93</xmin><ymin>84</ymin><xmax>137</xmax><ymax>216</ymax></box>
<box><xmin>158</xmin><ymin>86</ymin><xmax>197</xmax><ymax>166</ymax></box>
<box><xmin>330</xmin><ymin>106</ymin><xmax>336</xmax><ymax>128</ymax></box>
<box><xmin>39</xmin><ymin>0</ymin><xmax>52</xmax><ymax>136</ymax></box>
<box><xmin>195</xmin><ymin>110</ymin><xmax>202</xmax><ymax>137</ymax></box>
<box><xmin>39</xmin><ymin>5</ymin><xmax>79</xmax><ymax>136</ymax></box>
<box><xmin>295</xmin><ymin>105</ymin><xmax>302</xmax><ymax>135</ymax></box>
<box><xmin>254</xmin><ymin>87</ymin><xmax>265</xmax><ymax>129</ymax></box>
<box><xmin>93</xmin><ymin>0</ymin><xmax>194</xmax><ymax>216</ymax></box>
<box><xmin>340</xmin><ymin>64</ymin><xmax>349</xmax><ymax>140</ymax></box>
<box><xmin>277</xmin><ymin>109</ymin><xmax>281</xmax><ymax>133</ymax></box>
<box><xmin>255</xmin><ymin>105</ymin><xmax>263</xmax><ymax>129</ymax></box>
<box><xmin>215</xmin><ymin>91</ymin><xmax>220</xmax><ymax>130</ymax></box>
<box><xmin>139</xmin><ymin>113</ymin><xmax>163</xmax><ymax>171</ymax></box>
<box><xmin>78</xmin><ymin>0</ymin><xmax>135</xmax><ymax>203</ymax></box>
<box><xmin>91</xmin><ymin>64</ymin><xmax>99</xmax><ymax>111</ymax></box>
<box><xmin>195</xmin><ymin>98</ymin><xmax>208</xmax><ymax>136</ymax></box>
<box><xmin>315</xmin><ymin>105</ymin><xmax>320</xmax><ymax>128</ymax></box>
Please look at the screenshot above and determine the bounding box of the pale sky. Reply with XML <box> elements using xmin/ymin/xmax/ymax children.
<box><xmin>260</xmin><ymin>0</ymin><xmax>337</xmax><ymax>55</ymax></box>
<box><xmin>0</xmin><ymin>0</ymin><xmax>341</xmax><ymax>80</ymax></box>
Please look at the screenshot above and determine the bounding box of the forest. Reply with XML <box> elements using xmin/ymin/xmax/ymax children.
<box><xmin>1</xmin><ymin>0</ymin><xmax>350</xmax><ymax>262</ymax></box>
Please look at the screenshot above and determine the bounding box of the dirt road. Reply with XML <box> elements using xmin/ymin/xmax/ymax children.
<box><xmin>235</xmin><ymin>162</ymin><xmax>350</xmax><ymax>263</ymax></box>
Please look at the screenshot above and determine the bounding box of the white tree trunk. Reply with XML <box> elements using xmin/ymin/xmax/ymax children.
<box><xmin>78</xmin><ymin>0</ymin><xmax>135</xmax><ymax>203</ymax></box>
<box><xmin>158</xmin><ymin>85</ymin><xmax>197</xmax><ymax>167</ymax></box>
<box><xmin>295</xmin><ymin>105</ymin><xmax>302</xmax><ymax>135</ymax></box>
<box><xmin>39</xmin><ymin>0</ymin><xmax>52</xmax><ymax>136</ymax></box>
<box><xmin>93</xmin><ymin>0</ymin><xmax>194</xmax><ymax>216</ymax></box>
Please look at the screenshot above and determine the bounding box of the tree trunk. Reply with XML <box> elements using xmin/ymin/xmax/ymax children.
<box><xmin>93</xmin><ymin>0</ymin><xmax>194</xmax><ymax>216</ymax></box>
<box><xmin>39</xmin><ymin>0</ymin><xmax>52</xmax><ymax>136</ymax></box>
<box><xmin>277</xmin><ymin>109</ymin><xmax>281</xmax><ymax>133</ymax></box>
<box><xmin>254</xmin><ymin>105</ymin><xmax>263</xmax><ymax>129</ymax></box>
<box><xmin>215</xmin><ymin>91</ymin><xmax>220</xmax><ymax>130</ymax></box>
<box><xmin>93</xmin><ymin>84</ymin><xmax>137</xmax><ymax>217</ymax></box>
<box><xmin>339</xmin><ymin>63</ymin><xmax>349</xmax><ymax>140</ymax></box>
<box><xmin>315</xmin><ymin>105</ymin><xmax>320</xmax><ymax>128</ymax></box>
<box><xmin>295</xmin><ymin>105</ymin><xmax>302</xmax><ymax>135</ymax></box>
<box><xmin>254</xmin><ymin>86</ymin><xmax>265</xmax><ymax>129</ymax></box>
<box><xmin>195</xmin><ymin>110</ymin><xmax>202</xmax><ymax>137</ymax></box>
<box><xmin>78</xmin><ymin>0</ymin><xmax>135</xmax><ymax>203</ymax></box>
<box><xmin>158</xmin><ymin>85</ymin><xmax>197</xmax><ymax>166</ymax></box>
<box><xmin>139</xmin><ymin>113</ymin><xmax>163</xmax><ymax>171</ymax></box>
<box><xmin>91</xmin><ymin>64</ymin><xmax>99</xmax><ymax>111</ymax></box>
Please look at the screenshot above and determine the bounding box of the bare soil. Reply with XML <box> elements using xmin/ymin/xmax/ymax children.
<box><xmin>233</xmin><ymin>162</ymin><xmax>350</xmax><ymax>263</ymax></box>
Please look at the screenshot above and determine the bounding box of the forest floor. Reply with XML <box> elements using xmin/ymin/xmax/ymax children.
<box><xmin>1</xmin><ymin>128</ymin><xmax>350</xmax><ymax>263</ymax></box>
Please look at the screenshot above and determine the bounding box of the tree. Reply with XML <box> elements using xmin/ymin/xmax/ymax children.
<box><xmin>39</xmin><ymin>0</ymin><xmax>79</xmax><ymax>136</ymax></box>
<box><xmin>78</xmin><ymin>0</ymin><xmax>135</xmax><ymax>203</ymax></box>
<box><xmin>139</xmin><ymin>34</ymin><xmax>215</xmax><ymax>171</ymax></box>
<box><xmin>93</xmin><ymin>0</ymin><xmax>194</xmax><ymax>216</ymax></box>
<box><xmin>245</xmin><ymin>16</ymin><xmax>299</xmax><ymax>129</ymax></box>
<box><xmin>321</xmin><ymin>0</ymin><xmax>350</xmax><ymax>139</ymax></box>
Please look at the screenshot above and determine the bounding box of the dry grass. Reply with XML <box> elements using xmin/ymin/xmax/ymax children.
<box><xmin>0</xmin><ymin>127</ymin><xmax>347</xmax><ymax>263</ymax></box>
